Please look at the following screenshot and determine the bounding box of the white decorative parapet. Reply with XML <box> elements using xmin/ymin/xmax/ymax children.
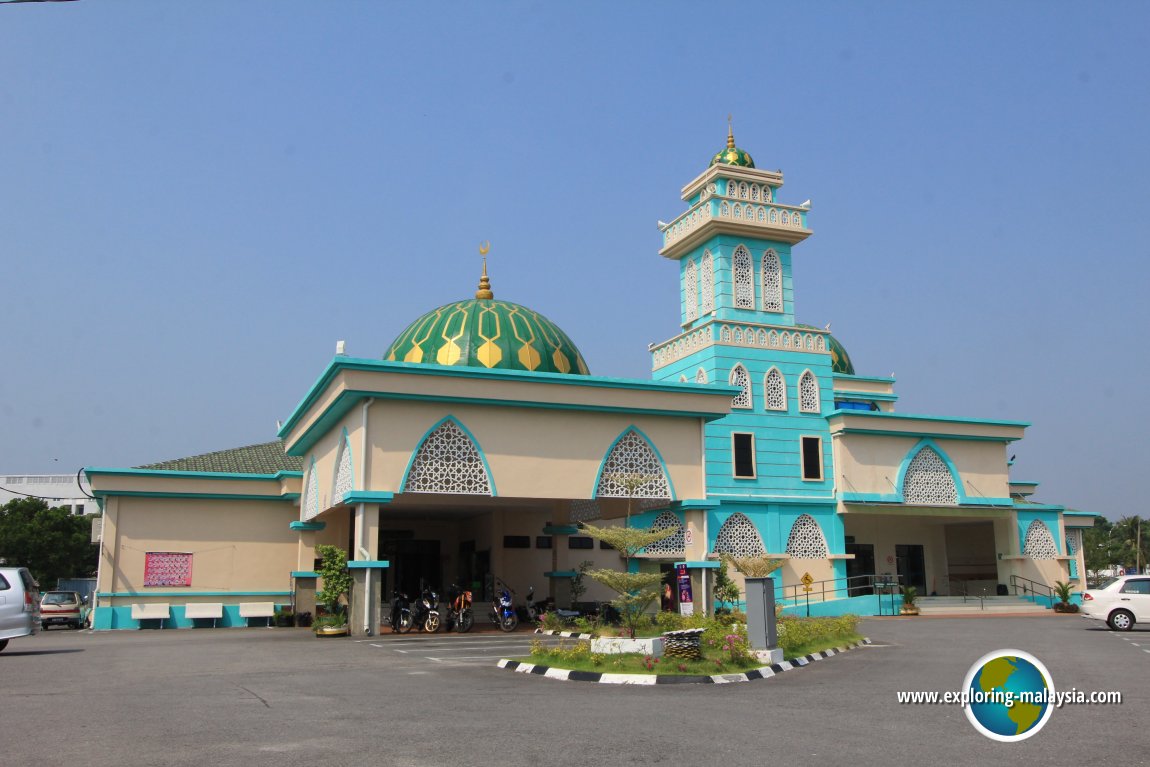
<box><xmin>662</xmin><ymin>200</ymin><xmax>807</xmax><ymax>248</ymax></box>
<box><xmin>650</xmin><ymin>327</ymin><xmax>712</xmax><ymax>370</ymax></box>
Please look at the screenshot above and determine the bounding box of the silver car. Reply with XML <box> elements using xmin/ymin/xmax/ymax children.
<box><xmin>0</xmin><ymin>567</ymin><xmax>40</xmax><ymax>652</ymax></box>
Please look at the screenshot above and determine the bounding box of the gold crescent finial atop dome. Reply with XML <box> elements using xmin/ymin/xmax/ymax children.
<box><xmin>476</xmin><ymin>241</ymin><xmax>494</xmax><ymax>300</ymax></box>
<box><xmin>727</xmin><ymin>114</ymin><xmax>736</xmax><ymax>150</ymax></box>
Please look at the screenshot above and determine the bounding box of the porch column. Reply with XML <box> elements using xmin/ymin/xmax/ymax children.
<box><xmin>349</xmin><ymin>502</ymin><xmax>385</xmax><ymax>638</ymax></box>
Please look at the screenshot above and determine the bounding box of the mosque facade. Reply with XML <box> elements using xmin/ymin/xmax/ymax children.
<box><xmin>84</xmin><ymin>131</ymin><xmax>1093</xmax><ymax>632</ymax></box>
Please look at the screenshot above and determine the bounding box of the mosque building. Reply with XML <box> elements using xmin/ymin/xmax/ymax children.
<box><xmin>84</xmin><ymin>129</ymin><xmax>1093</xmax><ymax>632</ymax></box>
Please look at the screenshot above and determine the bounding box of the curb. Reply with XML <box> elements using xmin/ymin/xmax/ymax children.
<box><xmin>499</xmin><ymin>637</ymin><xmax>871</xmax><ymax>684</ymax></box>
<box><xmin>534</xmin><ymin>628</ymin><xmax>596</xmax><ymax>640</ymax></box>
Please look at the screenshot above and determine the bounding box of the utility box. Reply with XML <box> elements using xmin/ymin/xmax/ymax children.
<box><xmin>744</xmin><ymin>577</ymin><xmax>778</xmax><ymax>651</ymax></box>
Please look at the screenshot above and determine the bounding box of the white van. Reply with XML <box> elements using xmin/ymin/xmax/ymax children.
<box><xmin>0</xmin><ymin>567</ymin><xmax>40</xmax><ymax>652</ymax></box>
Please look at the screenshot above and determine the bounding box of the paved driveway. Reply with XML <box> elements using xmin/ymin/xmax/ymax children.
<box><xmin>2</xmin><ymin>615</ymin><xmax>1145</xmax><ymax>767</ymax></box>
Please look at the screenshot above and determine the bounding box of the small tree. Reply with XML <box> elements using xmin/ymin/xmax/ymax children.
<box><xmin>579</xmin><ymin>472</ymin><xmax>675</xmax><ymax>638</ymax></box>
<box><xmin>713</xmin><ymin>564</ymin><xmax>741</xmax><ymax>613</ymax></box>
<box><xmin>315</xmin><ymin>544</ymin><xmax>352</xmax><ymax>624</ymax></box>
<box><xmin>568</xmin><ymin>559</ymin><xmax>593</xmax><ymax>607</ymax></box>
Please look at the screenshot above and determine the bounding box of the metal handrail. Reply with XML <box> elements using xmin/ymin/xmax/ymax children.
<box><xmin>774</xmin><ymin>573</ymin><xmax>904</xmax><ymax>617</ymax></box>
<box><xmin>947</xmin><ymin>579</ymin><xmax>986</xmax><ymax>610</ymax></box>
<box><xmin>1009</xmin><ymin>574</ymin><xmax>1055</xmax><ymax>607</ymax></box>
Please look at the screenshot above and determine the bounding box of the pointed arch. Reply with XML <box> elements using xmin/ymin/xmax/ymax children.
<box><xmin>303</xmin><ymin>456</ymin><xmax>320</xmax><ymax>521</ymax></box>
<box><xmin>761</xmin><ymin>249</ymin><xmax>782</xmax><ymax>312</ymax></box>
<box><xmin>1023</xmin><ymin>520</ymin><xmax>1058</xmax><ymax>560</ymax></box>
<box><xmin>900</xmin><ymin>443</ymin><xmax>959</xmax><ymax>505</ymax></box>
<box><xmin>798</xmin><ymin>370</ymin><xmax>821</xmax><ymax>413</ymax></box>
<box><xmin>733</xmin><ymin>245</ymin><xmax>754</xmax><ymax>309</ymax></box>
<box><xmin>683</xmin><ymin>259</ymin><xmax>698</xmax><ymax>323</ymax></box>
<box><xmin>594</xmin><ymin>427</ymin><xmax>674</xmax><ymax>500</ymax></box>
<box><xmin>712</xmin><ymin>512</ymin><xmax>766</xmax><ymax>557</ymax></box>
<box><xmin>764</xmin><ymin>367</ymin><xmax>787</xmax><ymax>411</ymax></box>
<box><xmin>785</xmin><ymin>514</ymin><xmax>828</xmax><ymax>559</ymax></box>
<box><xmin>332</xmin><ymin>428</ymin><xmax>354</xmax><ymax>502</ymax></box>
<box><xmin>695</xmin><ymin>368</ymin><xmax>708</xmax><ymax>384</ymax></box>
<box><xmin>643</xmin><ymin>511</ymin><xmax>685</xmax><ymax>556</ymax></box>
<box><xmin>729</xmin><ymin>363</ymin><xmax>752</xmax><ymax>409</ymax></box>
<box><xmin>402</xmin><ymin>417</ymin><xmax>494</xmax><ymax>495</ymax></box>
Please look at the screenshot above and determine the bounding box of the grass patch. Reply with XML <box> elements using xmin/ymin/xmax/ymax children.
<box><xmin>520</xmin><ymin>645</ymin><xmax>765</xmax><ymax>676</ymax></box>
<box><xmin>782</xmin><ymin>632</ymin><xmax>864</xmax><ymax>660</ymax></box>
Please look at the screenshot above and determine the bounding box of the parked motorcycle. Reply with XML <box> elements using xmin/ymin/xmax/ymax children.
<box><xmin>383</xmin><ymin>590</ymin><xmax>413</xmax><ymax>634</ymax></box>
<box><xmin>489</xmin><ymin>579</ymin><xmax>518</xmax><ymax>632</ymax></box>
<box><xmin>445</xmin><ymin>583</ymin><xmax>474</xmax><ymax>633</ymax></box>
<box><xmin>412</xmin><ymin>586</ymin><xmax>441</xmax><ymax>633</ymax></box>
<box><xmin>525</xmin><ymin>586</ymin><xmax>546</xmax><ymax>622</ymax></box>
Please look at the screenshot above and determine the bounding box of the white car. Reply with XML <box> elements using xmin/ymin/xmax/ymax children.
<box><xmin>1082</xmin><ymin>575</ymin><xmax>1150</xmax><ymax>631</ymax></box>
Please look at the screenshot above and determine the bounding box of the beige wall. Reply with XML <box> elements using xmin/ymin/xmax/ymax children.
<box><xmin>834</xmin><ymin>433</ymin><xmax>1011</xmax><ymax>501</ymax></box>
<box><xmin>843</xmin><ymin>515</ymin><xmax>950</xmax><ymax>594</ymax></box>
<box><xmin>98</xmin><ymin>496</ymin><xmax>298</xmax><ymax>600</ymax></box>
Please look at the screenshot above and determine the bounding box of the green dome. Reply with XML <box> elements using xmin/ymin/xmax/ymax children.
<box><xmin>385</xmin><ymin>298</ymin><xmax>590</xmax><ymax>376</ymax></box>
<box><xmin>710</xmin><ymin>125</ymin><xmax>755</xmax><ymax>168</ymax></box>
<box><xmin>827</xmin><ymin>334</ymin><xmax>854</xmax><ymax>375</ymax></box>
<box><xmin>797</xmin><ymin>324</ymin><xmax>855</xmax><ymax>375</ymax></box>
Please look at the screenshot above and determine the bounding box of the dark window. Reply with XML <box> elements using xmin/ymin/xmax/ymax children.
<box><xmin>569</xmin><ymin>536</ymin><xmax>594</xmax><ymax>550</ymax></box>
<box><xmin>0</xmin><ymin>574</ymin><xmax>9</xmax><ymax>590</ymax></box>
<box><xmin>733</xmin><ymin>433</ymin><xmax>755</xmax><ymax>477</ymax></box>
<box><xmin>536</xmin><ymin>536</ymin><xmax>553</xmax><ymax>549</ymax></box>
<box><xmin>801</xmin><ymin>436</ymin><xmax>823</xmax><ymax>480</ymax></box>
<box><xmin>503</xmin><ymin>535</ymin><xmax>531</xmax><ymax>549</ymax></box>
<box><xmin>1121</xmin><ymin>579</ymin><xmax>1150</xmax><ymax>595</ymax></box>
<box><xmin>599</xmin><ymin>540</ymin><xmax>615</xmax><ymax>550</ymax></box>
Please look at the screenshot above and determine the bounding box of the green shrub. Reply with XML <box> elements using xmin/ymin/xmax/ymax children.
<box><xmin>776</xmin><ymin>614</ymin><xmax>860</xmax><ymax>655</ymax></box>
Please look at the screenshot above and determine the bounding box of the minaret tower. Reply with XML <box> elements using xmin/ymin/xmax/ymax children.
<box><xmin>650</xmin><ymin>123</ymin><xmax>838</xmax><ymax>508</ymax></box>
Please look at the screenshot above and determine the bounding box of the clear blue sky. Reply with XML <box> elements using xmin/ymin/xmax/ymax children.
<box><xmin>1</xmin><ymin>2</ymin><xmax>1145</xmax><ymax>519</ymax></box>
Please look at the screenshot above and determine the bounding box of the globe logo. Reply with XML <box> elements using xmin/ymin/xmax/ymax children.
<box><xmin>962</xmin><ymin>650</ymin><xmax>1055</xmax><ymax>742</ymax></box>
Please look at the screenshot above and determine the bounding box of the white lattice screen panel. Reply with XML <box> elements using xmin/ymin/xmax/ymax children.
<box><xmin>695</xmin><ymin>368</ymin><xmax>707</xmax><ymax>384</ymax></box>
<box><xmin>333</xmin><ymin>440</ymin><xmax>353</xmax><ymax>500</ymax></box>
<box><xmin>404</xmin><ymin>420</ymin><xmax>492</xmax><ymax>495</ymax></box>
<box><xmin>643</xmin><ymin>511</ymin><xmax>685</xmax><ymax>556</ymax></box>
<box><xmin>304</xmin><ymin>463</ymin><xmax>320</xmax><ymax>520</ymax></box>
<box><xmin>799</xmin><ymin>371</ymin><xmax>820</xmax><ymax>413</ymax></box>
<box><xmin>761</xmin><ymin>250</ymin><xmax>782</xmax><ymax>312</ymax></box>
<box><xmin>595</xmin><ymin>431</ymin><xmax>672</xmax><ymax>499</ymax></box>
<box><xmin>712</xmin><ymin>512</ymin><xmax>766</xmax><ymax>557</ymax></box>
<box><xmin>785</xmin><ymin>514</ymin><xmax>828</xmax><ymax>559</ymax></box>
<box><xmin>701</xmin><ymin>251</ymin><xmax>714</xmax><ymax>315</ymax></box>
<box><xmin>570</xmin><ymin>499</ymin><xmax>601</xmax><ymax>523</ymax></box>
<box><xmin>733</xmin><ymin>245</ymin><xmax>754</xmax><ymax>309</ymax></box>
<box><xmin>730</xmin><ymin>365</ymin><xmax>752</xmax><ymax>408</ymax></box>
<box><xmin>684</xmin><ymin>259</ymin><xmax>698</xmax><ymax>323</ymax></box>
<box><xmin>902</xmin><ymin>447</ymin><xmax>958</xmax><ymax>505</ymax></box>
<box><xmin>765</xmin><ymin>368</ymin><xmax>786</xmax><ymax>411</ymax></box>
<box><xmin>1024</xmin><ymin>520</ymin><xmax>1058</xmax><ymax>560</ymax></box>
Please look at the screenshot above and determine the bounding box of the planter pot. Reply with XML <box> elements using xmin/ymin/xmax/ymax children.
<box><xmin>899</xmin><ymin>606</ymin><xmax>920</xmax><ymax>616</ymax></box>
<box><xmin>590</xmin><ymin>636</ymin><xmax>664</xmax><ymax>656</ymax></box>
<box><xmin>1053</xmin><ymin>603</ymin><xmax>1079</xmax><ymax>614</ymax></box>
<box><xmin>314</xmin><ymin>625</ymin><xmax>349</xmax><ymax>638</ymax></box>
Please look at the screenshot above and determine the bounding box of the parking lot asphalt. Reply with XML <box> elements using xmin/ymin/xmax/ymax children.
<box><xmin>4</xmin><ymin>615</ymin><xmax>1146</xmax><ymax>767</ymax></box>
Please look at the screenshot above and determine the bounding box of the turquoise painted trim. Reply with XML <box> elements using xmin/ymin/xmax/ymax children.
<box><xmin>830</xmin><ymin>411</ymin><xmax>1030</xmax><ymax>428</ymax></box>
<box><xmin>709</xmin><ymin>494</ymin><xmax>837</xmax><ymax>505</ymax></box>
<box><xmin>347</xmin><ymin>560</ymin><xmax>390</xmax><ymax>569</ymax></box>
<box><xmin>85</xmin><ymin>467</ymin><xmax>286</xmax><ymax>481</ymax></box>
<box><xmin>273</xmin><ymin>471</ymin><xmax>303</xmax><ymax>480</ymax></box>
<box><xmin>399</xmin><ymin>416</ymin><xmax>498</xmax><ymax>497</ymax></box>
<box><xmin>284</xmin><ymin>389</ymin><xmax>735</xmax><ymax>457</ymax></box>
<box><xmin>545</xmin><ymin>571</ymin><xmax>578</xmax><ymax>578</ymax></box>
<box><xmin>339</xmin><ymin>491</ymin><xmax>395</xmax><ymax>505</ymax></box>
<box><xmin>278</xmin><ymin>356</ymin><xmax>741</xmax><ymax>440</ymax></box>
<box><xmin>893</xmin><ymin>439</ymin><xmax>967</xmax><ymax>505</ymax></box>
<box><xmin>92</xmin><ymin>603</ymin><xmax>290</xmax><ymax>631</ymax></box>
<box><xmin>93</xmin><ymin>491</ymin><xmax>297</xmax><ymax>502</ymax></box>
<box><xmin>543</xmin><ymin>525</ymin><xmax>579</xmax><ymax>535</ymax></box>
<box><xmin>827</xmin><ymin>426</ymin><xmax>1021</xmax><ymax>443</ymax></box>
<box><xmin>779</xmin><ymin>593</ymin><xmax>894</xmax><ymax>618</ymax></box>
<box><xmin>1017</xmin><ymin>510</ymin><xmax>1063</xmax><ymax>556</ymax></box>
<box><xmin>1011</xmin><ymin>503</ymin><xmax>1066</xmax><ymax>512</ymax></box>
<box><xmin>1012</xmin><ymin>481</ymin><xmax>1040</xmax><ymax>488</ymax></box>
<box><xmin>290</xmin><ymin>521</ymin><xmax>326</xmax><ymax>531</ymax></box>
<box><xmin>291</xmin><ymin>571</ymin><xmax>319</xmax><ymax>578</ymax></box>
<box><xmin>834</xmin><ymin>392</ymin><xmax>899</xmax><ymax>403</ymax></box>
<box><xmin>832</xmin><ymin>374</ymin><xmax>896</xmax><ymax>384</ymax></box>
<box><xmin>675</xmin><ymin>561</ymin><xmax>721</xmax><ymax>569</ymax></box>
<box><xmin>590</xmin><ymin>425</ymin><xmax>678</xmax><ymax>501</ymax></box>
<box><xmin>675</xmin><ymin>498</ymin><xmax>721</xmax><ymax>509</ymax></box>
<box><xmin>97</xmin><ymin>591</ymin><xmax>291</xmax><ymax>598</ymax></box>
<box><xmin>840</xmin><ymin>492</ymin><xmax>1014</xmax><ymax>508</ymax></box>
